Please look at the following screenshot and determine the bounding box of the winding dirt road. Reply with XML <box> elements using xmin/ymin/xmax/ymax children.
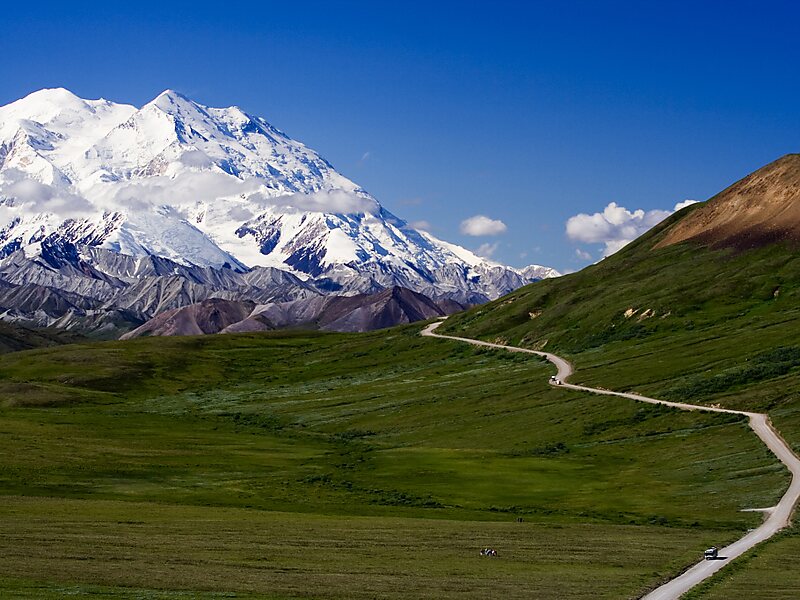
<box><xmin>421</xmin><ymin>320</ymin><xmax>800</xmax><ymax>599</ymax></box>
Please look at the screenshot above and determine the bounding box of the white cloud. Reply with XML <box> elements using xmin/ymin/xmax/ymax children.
<box><xmin>179</xmin><ymin>149</ymin><xmax>215</xmax><ymax>169</ymax></box>
<box><xmin>263</xmin><ymin>189</ymin><xmax>380</xmax><ymax>215</ymax></box>
<box><xmin>0</xmin><ymin>163</ymin><xmax>390</xmax><ymax>237</ymax></box>
<box><xmin>228</xmin><ymin>205</ymin><xmax>256</xmax><ymax>221</ymax></box>
<box><xmin>674</xmin><ymin>199</ymin><xmax>700</xmax><ymax>211</ymax></box>
<box><xmin>460</xmin><ymin>214</ymin><xmax>507</xmax><ymax>236</ymax></box>
<box><xmin>575</xmin><ymin>248</ymin><xmax>593</xmax><ymax>260</ymax></box>
<box><xmin>566</xmin><ymin>200</ymin><xmax>699</xmax><ymax>257</ymax></box>
<box><xmin>410</xmin><ymin>220</ymin><xmax>431</xmax><ymax>231</ymax></box>
<box><xmin>101</xmin><ymin>171</ymin><xmax>262</xmax><ymax>214</ymax></box>
<box><xmin>0</xmin><ymin>170</ymin><xmax>94</xmax><ymax>218</ymax></box>
<box><xmin>98</xmin><ymin>172</ymin><xmax>379</xmax><ymax>217</ymax></box>
<box><xmin>476</xmin><ymin>242</ymin><xmax>499</xmax><ymax>258</ymax></box>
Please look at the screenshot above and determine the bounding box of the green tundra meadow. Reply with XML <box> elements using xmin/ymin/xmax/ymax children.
<box><xmin>0</xmin><ymin>316</ymin><xmax>790</xmax><ymax>598</ymax></box>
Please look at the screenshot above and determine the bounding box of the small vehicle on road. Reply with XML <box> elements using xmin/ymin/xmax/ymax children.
<box><xmin>704</xmin><ymin>546</ymin><xmax>718</xmax><ymax>560</ymax></box>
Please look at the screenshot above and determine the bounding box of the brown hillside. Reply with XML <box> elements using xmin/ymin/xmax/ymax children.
<box><xmin>119</xmin><ymin>298</ymin><xmax>255</xmax><ymax>339</ymax></box>
<box><xmin>120</xmin><ymin>287</ymin><xmax>466</xmax><ymax>338</ymax></box>
<box><xmin>655</xmin><ymin>154</ymin><xmax>800</xmax><ymax>250</ymax></box>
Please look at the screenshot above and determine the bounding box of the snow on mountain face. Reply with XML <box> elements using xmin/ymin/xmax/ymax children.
<box><xmin>0</xmin><ymin>89</ymin><xmax>136</xmax><ymax>192</ymax></box>
<box><xmin>0</xmin><ymin>88</ymin><xmax>557</xmax><ymax>301</ymax></box>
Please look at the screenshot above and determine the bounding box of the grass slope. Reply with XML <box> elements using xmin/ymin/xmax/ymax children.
<box><xmin>442</xmin><ymin>207</ymin><xmax>800</xmax><ymax>596</ymax></box>
<box><xmin>442</xmin><ymin>208</ymin><xmax>800</xmax><ymax>429</ymax></box>
<box><xmin>0</xmin><ymin>496</ymin><xmax>724</xmax><ymax>600</ymax></box>
<box><xmin>0</xmin><ymin>324</ymin><xmax>788</xmax><ymax>597</ymax></box>
<box><xmin>0</xmin><ymin>320</ymin><xmax>84</xmax><ymax>354</ymax></box>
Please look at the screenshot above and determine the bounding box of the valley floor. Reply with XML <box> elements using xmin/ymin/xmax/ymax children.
<box><xmin>0</xmin><ymin>324</ymin><xmax>790</xmax><ymax>598</ymax></box>
<box><xmin>0</xmin><ymin>496</ymin><xmax>732</xmax><ymax>600</ymax></box>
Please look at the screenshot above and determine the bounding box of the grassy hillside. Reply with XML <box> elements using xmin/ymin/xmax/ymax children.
<box><xmin>0</xmin><ymin>325</ymin><xmax>787</xmax><ymax>598</ymax></box>
<box><xmin>0</xmin><ymin>320</ymin><xmax>84</xmax><ymax>354</ymax></box>
<box><xmin>441</xmin><ymin>203</ymin><xmax>800</xmax><ymax>595</ymax></box>
<box><xmin>442</xmin><ymin>207</ymin><xmax>800</xmax><ymax>434</ymax></box>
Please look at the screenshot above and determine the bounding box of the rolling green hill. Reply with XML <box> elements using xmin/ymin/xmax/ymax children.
<box><xmin>442</xmin><ymin>154</ymin><xmax>800</xmax><ymax>597</ymax></box>
<box><xmin>442</xmin><ymin>155</ymin><xmax>800</xmax><ymax>436</ymax></box>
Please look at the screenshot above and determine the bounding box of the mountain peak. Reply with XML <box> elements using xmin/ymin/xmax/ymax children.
<box><xmin>154</xmin><ymin>88</ymin><xmax>190</xmax><ymax>101</ymax></box>
<box><xmin>655</xmin><ymin>153</ymin><xmax>800</xmax><ymax>251</ymax></box>
<box><xmin>24</xmin><ymin>87</ymin><xmax>82</xmax><ymax>102</ymax></box>
<box><xmin>1</xmin><ymin>88</ymin><xmax>87</xmax><ymax>122</ymax></box>
<box><xmin>149</xmin><ymin>89</ymin><xmax>197</xmax><ymax>112</ymax></box>
<box><xmin>0</xmin><ymin>88</ymin><xmax>558</xmax><ymax>304</ymax></box>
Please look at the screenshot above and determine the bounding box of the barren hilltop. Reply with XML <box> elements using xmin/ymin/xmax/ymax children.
<box><xmin>656</xmin><ymin>154</ymin><xmax>800</xmax><ymax>250</ymax></box>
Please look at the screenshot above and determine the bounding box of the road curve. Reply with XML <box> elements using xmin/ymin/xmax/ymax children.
<box><xmin>421</xmin><ymin>320</ymin><xmax>800</xmax><ymax>600</ymax></box>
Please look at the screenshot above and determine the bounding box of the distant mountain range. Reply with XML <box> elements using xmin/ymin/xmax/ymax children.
<box><xmin>0</xmin><ymin>88</ymin><xmax>558</xmax><ymax>334</ymax></box>
<box><xmin>121</xmin><ymin>287</ymin><xmax>464</xmax><ymax>339</ymax></box>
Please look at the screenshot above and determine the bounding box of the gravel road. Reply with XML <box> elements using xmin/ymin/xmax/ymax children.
<box><xmin>421</xmin><ymin>320</ymin><xmax>800</xmax><ymax>599</ymax></box>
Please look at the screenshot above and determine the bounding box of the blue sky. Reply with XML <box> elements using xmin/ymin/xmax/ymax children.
<box><xmin>2</xmin><ymin>0</ymin><xmax>798</xmax><ymax>272</ymax></box>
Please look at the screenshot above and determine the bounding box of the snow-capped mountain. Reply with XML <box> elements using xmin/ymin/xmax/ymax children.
<box><xmin>0</xmin><ymin>88</ymin><xmax>557</xmax><ymax>310</ymax></box>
